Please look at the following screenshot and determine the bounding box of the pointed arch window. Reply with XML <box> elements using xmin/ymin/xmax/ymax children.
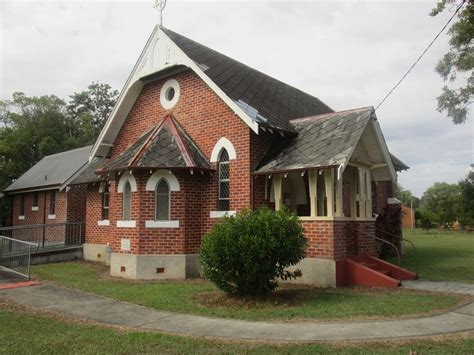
<box><xmin>155</xmin><ymin>179</ymin><xmax>170</xmax><ymax>221</ymax></box>
<box><xmin>123</xmin><ymin>181</ymin><xmax>132</xmax><ymax>221</ymax></box>
<box><xmin>218</xmin><ymin>149</ymin><xmax>230</xmax><ymax>211</ymax></box>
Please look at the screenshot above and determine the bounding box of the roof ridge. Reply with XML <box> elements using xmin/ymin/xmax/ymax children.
<box><xmin>41</xmin><ymin>145</ymin><xmax>93</xmax><ymax>159</ymax></box>
<box><xmin>161</xmin><ymin>27</ymin><xmax>329</xmax><ymax>104</ymax></box>
<box><xmin>290</xmin><ymin>106</ymin><xmax>373</xmax><ymax>123</ymax></box>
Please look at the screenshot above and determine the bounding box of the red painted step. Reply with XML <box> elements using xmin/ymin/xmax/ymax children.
<box><xmin>346</xmin><ymin>255</ymin><xmax>417</xmax><ymax>288</ymax></box>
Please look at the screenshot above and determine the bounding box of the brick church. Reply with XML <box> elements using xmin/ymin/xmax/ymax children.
<box><xmin>7</xmin><ymin>26</ymin><xmax>410</xmax><ymax>286</ymax></box>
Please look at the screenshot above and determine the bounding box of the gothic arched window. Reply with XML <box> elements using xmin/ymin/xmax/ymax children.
<box><xmin>218</xmin><ymin>149</ymin><xmax>230</xmax><ymax>211</ymax></box>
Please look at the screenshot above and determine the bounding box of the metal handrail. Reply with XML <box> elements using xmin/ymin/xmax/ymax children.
<box><xmin>0</xmin><ymin>235</ymin><xmax>38</xmax><ymax>247</ymax></box>
<box><xmin>0</xmin><ymin>221</ymin><xmax>84</xmax><ymax>231</ymax></box>
<box><xmin>376</xmin><ymin>228</ymin><xmax>419</xmax><ymax>277</ymax></box>
<box><xmin>0</xmin><ymin>235</ymin><xmax>38</xmax><ymax>280</ymax></box>
<box><xmin>357</xmin><ymin>229</ymin><xmax>403</xmax><ymax>285</ymax></box>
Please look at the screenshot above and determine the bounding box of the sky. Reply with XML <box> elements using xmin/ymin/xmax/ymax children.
<box><xmin>1</xmin><ymin>0</ymin><xmax>473</xmax><ymax>197</ymax></box>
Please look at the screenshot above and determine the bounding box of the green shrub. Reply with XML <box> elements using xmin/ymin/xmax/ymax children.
<box><xmin>199</xmin><ymin>207</ymin><xmax>307</xmax><ymax>296</ymax></box>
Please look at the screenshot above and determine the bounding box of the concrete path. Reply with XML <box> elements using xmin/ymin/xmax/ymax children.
<box><xmin>402</xmin><ymin>279</ymin><xmax>474</xmax><ymax>295</ymax></box>
<box><xmin>1</xmin><ymin>284</ymin><xmax>473</xmax><ymax>342</ymax></box>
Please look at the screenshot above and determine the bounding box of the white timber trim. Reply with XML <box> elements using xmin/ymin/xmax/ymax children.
<box><xmin>117</xmin><ymin>220</ymin><xmax>136</xmax><ymax>228</ymax></box>
<box><xmin>98</xmin><ymin>220</ymin><xmax>110</xmax><ymax>226</ymax></box>
<box><xmin>160</xmin><ymin>79</ymin><xmax>180</xmax><ymax>109</ymax></box>
<box><xmin>18</xmin><ymin>215</ymin><xmax>25</xmax><ymax>220</ymax></box>
<box><xmin>31</xmin><ymin>206</ymin><xmax>39</xmax><ymax>211</ymax></box>
<box><xmin>209</xmin><ymin>210</ymin><xmax>236</xmax><ymax>218</ymax></box>
<box><xmin>210</xmin><ymin>137</ymin><xmax>237</xmax><ymax>162</ymax></box>
<box><xmin>146</xmin><ymin>170</ymin><xmax>180</xmax><ymax>191</ymax></box>
<box><xmin>47</xmin><ymin>214</ymin><xmax>56</xmax><ymax>220</ymax></box>
<box><xmin>117</xmin><ymin>171</ymin><xmax>137</xmax><ymax>193</ymax></box>
<box><xmin>145</xmin><ymin>220</ymin><xmax>180</xmax><ymax>228</ymax></box>
<box><xmin>90</xmin><ymin>26</ymin><xmax>259</xmax><ymax>161</ymax></box>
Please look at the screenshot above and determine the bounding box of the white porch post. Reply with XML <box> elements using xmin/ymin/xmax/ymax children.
<box><xmin>274</xmin><ymin>174</ymin><xmax>283</xmax><ymax>211</ymax></box>
<box><xmin>308</xmin><ymin>170</ymin><xmax>317</xmax><ymax>217</ymax></box>
<box><xmin>335</xmin><ymin>172</ymin><xmax>343</xmax><ymax>217</ymax></box>
<box><xmin>365</xmin><ymin>169</ymin><xmax>373</xmax><ymax>218</ymax></box>
<box><xmin>325</xmin><ymin>168</ymin><xmax>334</xmax><ymax>217</ymax></box>
<box><xmin>358</xmin><ymin>167</ymin><xmax>367</xmax><ymax>218</ymax></box>
<box><xmin>350</xmin><ymin>168</ymin><xmax>357</xmax><ymax>218</ymax></box>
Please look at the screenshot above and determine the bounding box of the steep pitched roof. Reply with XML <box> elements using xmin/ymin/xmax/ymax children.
<box><xmin>69</xmin><ymin>157</ymin><xmax>109</xmax><ymax>185</ymax></box>
<box><xmin>255</xmin><ymin>108</ymin><xmax>374</xmax><ymax>174</ymax></box>
<box><xmin>390</xmin><ymin>153</ymin><xmax>409</xmax><ymax>172</ymax></box>
<box><xmin>4</xmin><ymin>146</ymin><xmax>92</xmax><ymax>193</ymax></box>
<box><xmin>98</xmin><ymin>116</ymin><xmax>212</xmax><ymax>173</ymax></box>
<box><xmin>91</xmin><ymin>26</ymin><xmax>334</xmax><ymax>159</ymax></box>
<box><xmin>161</xmin><ymin>28</ymin><xmax>333</xmax><ymax>132</ymax></box>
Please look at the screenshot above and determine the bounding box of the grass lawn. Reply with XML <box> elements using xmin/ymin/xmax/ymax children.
<box><xmin>1</xmin><ymin>306</ymin><xmax>473</xmax><ymax>354</ymax></box>
<box><xmin>32</xmin><ymin>261</ymin><xmax>463</xmax><ymax>322</ymax></box>
<box><xmin>399</xmin><ymin>228</ymin><xmax>474</xmax><ymax>284</ymax></box>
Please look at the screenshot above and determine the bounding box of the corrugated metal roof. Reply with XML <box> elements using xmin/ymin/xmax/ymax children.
<box><xmin>255</xmin><ymin>108</ymin><xmax>373</xmax><ymax>174</ymax></box>
<box><xmin>161</xmin><ymin>27</ymin><xmax>333</xmax><ymax>132</ymax></box>
<box><xmin>4</xmin><ymin>146</ymin><xmax>92</xmax><ymax>192</ymax></box>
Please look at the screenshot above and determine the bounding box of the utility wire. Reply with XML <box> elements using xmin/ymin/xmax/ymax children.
<box><xmin>375</xmin><ymin>0</ymin><xmax>466</xmax><ymax>111</ymax></box>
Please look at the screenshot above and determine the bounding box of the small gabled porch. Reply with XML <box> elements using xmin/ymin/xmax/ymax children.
<box><xmin>253</xmin><ymin>107</ymin><xmax>415</xmax><ymax>287</ymax></box>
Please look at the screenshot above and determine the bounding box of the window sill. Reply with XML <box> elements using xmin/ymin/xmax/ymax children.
<box><xmin>209</xmin><ymin>210</ymin><xmax>236</xmax><ymax>218</ymax></box>
<box><xmin>117</xmin><ymin>220</ymin><xmax>136</xmax><ymax>228</ymax></box>
<box><xmin>98</xmin><ymin>220</ymin><xmax>110</xmax><ymax>226</ymax></box>
<box><xmin>31</xmin><ymin>206</ymin><xmax>39</xmax><ymax>211</ymax></box>
<box><xmin>18</xmin><ymin>215</ymin><xmax>25</xmax><ymax>220</ymax></box>
<box><xmin>145</xmin><ymin>220</ymin><xmax>179</xmax><ymax>228</ymax></box>
<box><xmin>48</xmin><ymin>214</ymin><xmax>56</xmax><ymax>220</ymax></box>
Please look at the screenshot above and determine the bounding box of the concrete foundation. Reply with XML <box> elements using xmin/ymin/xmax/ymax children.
<box><xmin>31</xmin><ymin>247</ymin><xmax>83</xmax><ymax>265</ymax></box>
<box><xmin>83</xmin><ymin>243</ymin><xmax>107</xmax><ymax>263</ymax></box>
<box><xmin>110</xmin><ymin>253</ymin><xmax>200</xmax><ymax>280</ymax></box>
<box><xmin>283</xmin><ymin>258</ymin><xmax>336</xmax><ymax>287</ymax></box>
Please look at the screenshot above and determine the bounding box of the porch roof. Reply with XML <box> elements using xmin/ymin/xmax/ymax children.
<box><xmin>97</xmin><ymin>116</ymin><xmax>212</xmax><ymax>173</ymax></box>
<box><xmin>255</xmin><ymin>107</ymin><xmax>373</xmax><ymax>174</ymax></box>
<box><xmin>69</xmin><ymin>157</ymin><xmax>109</xmax><ymax>185</ymax></box>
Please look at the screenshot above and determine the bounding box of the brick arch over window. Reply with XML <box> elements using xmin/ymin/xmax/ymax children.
<box><xmin>117</xmin><ymin>171</ymin><xmax>137</xmax><ymax>193</ymax></box>
<box><xmin>146</xmin><ymin>170</ymin><xmax>180</xmax><ymax>192</ymax></box>
<box><xmin>210</xmin><ymin>137</ymin><xmax>236</xmax><ymax>163</ymax></box>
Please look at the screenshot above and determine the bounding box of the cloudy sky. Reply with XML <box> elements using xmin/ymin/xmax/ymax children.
<box><xmin>1</xmin><ymin>0</ymin><xmax>472</xmax><ymax>196</ymax></box>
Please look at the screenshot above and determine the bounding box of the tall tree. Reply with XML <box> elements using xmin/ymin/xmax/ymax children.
<box><xmin>395</xmin><ymin>183</ymin><xmax>420</xmax><ymax>208</ymax></box>
<box><xmin>420</xmin><ymin>182</ymin><xmax>461</xmax><ymax>227</ymax></box>
<box><xmin>431</xmin><ymin>0</ymin><xmax>473</xmax><ymax>124</ymax></box>
<box><xmin>67</xmin><ymin>82</ymin><xmax>119</xmax><ymax>143</ymax></box>
<box><xmin>458</xmin><ymin>168</ymin><xmax>474</xmax><ymax>226</ymax></box>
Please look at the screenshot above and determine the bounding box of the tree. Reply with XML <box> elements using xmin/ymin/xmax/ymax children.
<box><xmin>67</xmin><ymin>82</ymin><xmax>118</xmax><ymax>142</ymax></box>
<box><xmin>431</xmin><ymin>0</ymin><xmax>473</xmax><ymax>124</ymax></box>
<box><xmin>419</xmin><ymin>208</ymin><xmax>435</xmax><ymax>233</ymax></box>
<box><xmin>395</xmin><ymin>183</ymin><xmax>420</xmax><ymax>208</ymax></box>
<box><xmin>420</xmin><ymin>182</ymin><xmax>461</xmax><ymax>227</ymax></box>
<box><xmin>458</xmin><ymin>169</ymin><xmax>474</xmax><ymax>226</ymax></box>
<box><xmin>0</xmin><ymin>82</ymin><xmax>117</xmax><ymax>225</ymax></box>
<box><xmin>199</xmin><ymin>208</ymin><xmax>307</xmax><ymax>296</ymax></box>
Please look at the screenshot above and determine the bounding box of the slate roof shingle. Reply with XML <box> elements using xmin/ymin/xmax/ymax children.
<box><xmin>69</xmin><ymin>157</ymin><xmax>109</xmax><ymax>185</ymax></box>
<box><xmin>99</xmin><ymin>116</ymin><xmax>212</xmax><ymax>173</ymax></box>
<box><xmin>161</xmin><ymin>27</ymin><xmax>334</xmax><ymax>132</ymax></box>
<box><xmin>255</xmin><ymin>108</ymin><xmax>374</xmax><ymax>174</ymax></box>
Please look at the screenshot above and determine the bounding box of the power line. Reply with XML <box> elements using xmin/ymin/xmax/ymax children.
<box><xmin>375</xmin><ymin>0</ymin><xmax>466</xmax><ymax>111</ymax></box>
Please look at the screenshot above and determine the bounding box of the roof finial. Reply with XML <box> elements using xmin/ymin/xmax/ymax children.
<box><xmin>154</xmin><ymin>0</ymin><xmax>167</xmax><ymax>26</ymax></box>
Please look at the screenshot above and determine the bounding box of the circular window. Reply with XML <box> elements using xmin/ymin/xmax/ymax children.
<box><xmin>160</xmin><ymin>79</ymin><xmax>180</xmax><ymax>110</ymax></box>
<box><xmin>166</xmin><ymin>87</ymin><xmax>175</xmax><ymax>101</ymax></box>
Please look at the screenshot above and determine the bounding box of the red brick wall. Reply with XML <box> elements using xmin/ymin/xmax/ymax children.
<box><xmin>85</xmin><ymin>184</ymin><xmax>112</xmax><ymax>246</ymax></box>
<box><xmin>11</xmin><ymin>190</ymin><xmax>69</xmax><ymax>226</ymax></box>
<box><xmin>375</xmin><ymin>181</ymin><xmax>394</xmax><ymax>214</ymax></box>
<box><xmin>89</xmin><ymin>69</ymin><xmax>275</xmax><ymax>255</ymax></box>
<box><xmin>302</xmin><ymin>219</ymin><xmax>376</xmax><ymax>261</ymax></box>
<box><xmin>67</xmin><ymin>186</ymin><xmax>87</xmax><ymax>223</ymax></box>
